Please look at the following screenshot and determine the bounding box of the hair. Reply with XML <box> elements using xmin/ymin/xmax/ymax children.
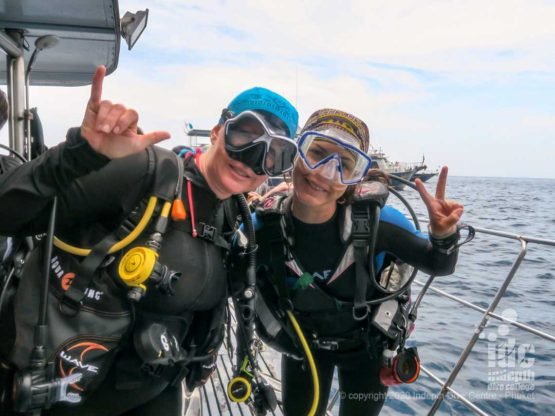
<box><xmin>340</xmin><ymin>169</ymin><xmax>389</xmax><ymax>205</ymax></box>
<box><xmin>0</xmin><ymin>90</ymin><xmax>8</xmax><ymax>131</ymax></box>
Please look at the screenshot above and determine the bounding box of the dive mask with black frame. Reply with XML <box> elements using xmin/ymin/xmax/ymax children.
<box><xmin>223</xmin><ymin>110</ymin><xmax>298</xmax><ymax>176</ymax></box>
<box><xmin>297</xmin><ymin>130</ymin><xmax>372</xmax><ymax>184</ymax></box>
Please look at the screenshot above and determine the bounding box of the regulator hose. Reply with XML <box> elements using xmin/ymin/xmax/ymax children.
<box><xmin>286</xmin><ymin>310</ymin><xmax>320</xmax><ymax>416</ymax></box>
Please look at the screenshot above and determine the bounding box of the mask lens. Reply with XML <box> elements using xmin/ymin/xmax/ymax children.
<box><xmin>225</xmin><ymin>113</ymin><xmax>266</xmax><ymax>149</ymax></box>
<box><xmin>226</xmin><ymin>142</ymin><xmax>267</xmax><ymax>175</ymax></box>
<box><xmin>299</xmin><ymin>133</ymin><xmax>371</xmax><ymax>184</ymax></box>
<box><xmin>265</xmin><ymin>139</ymin><xmax>297</xmax><ymax>176</ymax></box>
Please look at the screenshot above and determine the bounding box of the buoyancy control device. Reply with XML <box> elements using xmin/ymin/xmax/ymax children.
<box><xmin>0</xmin><ymin>145</ymin><xmax>245</xmax><ymax>414</ymax></box>
<box><xmin>252</xmin><ymin>180</ymin><xmax>425</xmax><ymax>388</ymax></box>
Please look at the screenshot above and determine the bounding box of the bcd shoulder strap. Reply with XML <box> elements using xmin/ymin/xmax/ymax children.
<box><xmin>255</xmin><ymin>194</ymin><xmax>292</xmax><ymax>299</ymax></box>
<box><xmin>350</xmin><ymin>181</ymin><xmax>389</xmax><ymax>321</ymax></box>
<box><xmin>60</xmin><ymin>146</ymin><xmax>178</xmax><ymax>313</ymax></box>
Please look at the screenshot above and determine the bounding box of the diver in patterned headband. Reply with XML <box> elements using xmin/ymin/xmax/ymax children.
<box><xmin>251</xmin><ymin>108</ymin><xmax>465</xmax><ymax>415</ymax></box>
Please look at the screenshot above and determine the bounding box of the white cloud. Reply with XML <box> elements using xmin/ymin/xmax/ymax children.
<box><xmin>3</xmin><ymin>0</ymin><xmax>554</xmax><ymax>179</ymax></box>
<box><xmin>122</xmin><ymin>0</ymin><xmax>555</xmax><ymax>71</ymax></box>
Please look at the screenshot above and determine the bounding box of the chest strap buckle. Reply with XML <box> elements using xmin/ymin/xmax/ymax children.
<box><xmin>198</xmin><ymin>222</ymin><xmax>216</xmax><ymax>241</ymax></box>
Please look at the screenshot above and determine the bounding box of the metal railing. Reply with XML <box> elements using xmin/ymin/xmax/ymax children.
<box><xmin>414</xmin><ymin>222</ymin><xmax>555</xmax><ymax>416</ymax></box>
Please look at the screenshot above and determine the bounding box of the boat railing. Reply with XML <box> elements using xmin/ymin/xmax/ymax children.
<box><xmin>398</xmin><ymin>220</ymin><xmax>554</xmax><ymax>416</ymax></box>
<box><xmin>322</xmin><ymin>219</ymin><xmax>555</xmax><ymax>415</ymax></box>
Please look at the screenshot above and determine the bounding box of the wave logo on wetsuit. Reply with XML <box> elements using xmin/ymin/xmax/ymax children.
<box><xmin>57</xmin><ymin>341</ymin><xmax>109</xmax><ymax>393</ymax></box>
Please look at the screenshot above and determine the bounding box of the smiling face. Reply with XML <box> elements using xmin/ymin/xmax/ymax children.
<box><xmin>292</xmin><ymin>156</ymin><xmax>349</xmax><ymax>212</ymax></box>
<box><xmin>201</xmin><ymin>124</ymin><xmax>268</xmax><ymax>198</ymax></box>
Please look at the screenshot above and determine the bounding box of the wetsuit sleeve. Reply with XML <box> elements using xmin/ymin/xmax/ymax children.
<box><xmin>0</xmin><ymin>128</ymin><xmax>151</xmax><ymax>237</ymax></box>
<box><xmin>376</xmin><ymin>205</ymin><xmax>458</xmax><ymax>276</ymax></box>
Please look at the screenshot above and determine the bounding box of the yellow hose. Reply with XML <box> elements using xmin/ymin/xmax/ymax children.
<box><xmin>160</xmin><ymin>201</ymin><xmax>172</xmax><ymax>218</ymax></box>
<box><xmin>286</xmin><ymin>310</ymin><xmax>319</xmax><ymax>416</ymax></box>
<box><xmin>53</xmin><ymin>196</ymin><xmax>158</xmax><ymax>256</ymax></box>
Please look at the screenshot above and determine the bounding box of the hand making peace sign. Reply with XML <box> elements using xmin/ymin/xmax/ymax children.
<box><xmin>80</xmin><ymin>65</ymin><xmax>170</xmax><ymax>159</ymax></box>
<box><xmin>414</xmin><ymin>166</ymin><xmax>464</xmax><ymax>238</ymax></box>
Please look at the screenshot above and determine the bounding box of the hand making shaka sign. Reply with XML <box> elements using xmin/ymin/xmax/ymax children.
<box><xmin>80</xmin><ymin>65</ymin><xmax>170</xmax><ymax>159</ymax></box>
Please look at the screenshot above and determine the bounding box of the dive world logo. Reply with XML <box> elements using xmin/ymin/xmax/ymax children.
<box><xmin>480</xmin><ymin>308</ymin><xmax>535</xmax><ymax>399</ymax></box>
<box><xmin>51</xmin><ymin>256</ymin><xmax>104</xmax><ymax>301</ymax></box>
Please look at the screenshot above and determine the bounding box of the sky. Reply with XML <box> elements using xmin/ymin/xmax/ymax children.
<box><xmin>2</xmin><ymin>0</ymin><xmax>555</xmax><ymax>178</ymax></box>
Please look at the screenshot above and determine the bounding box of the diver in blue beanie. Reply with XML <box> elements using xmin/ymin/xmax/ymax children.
<box><xmin>0</xmin><ymin>66</ymin><xmax>298</xmax><ymax>415</ymax></box>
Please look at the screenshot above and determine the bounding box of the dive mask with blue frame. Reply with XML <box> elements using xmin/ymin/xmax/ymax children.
<box><xmin>297</xmin><ymin>130</ymin><xmax>372</xmax><ymax>184</ymax></box>
<box><xmin>224</xmin><ymin>110</ymin><xmax>298</xmax><ymax>176</ymax></box>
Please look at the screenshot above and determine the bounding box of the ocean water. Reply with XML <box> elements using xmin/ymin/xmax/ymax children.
<box><xmin>257</xmin><ymin>176</ymin><xmax>555</xmax><ymax>416</ymax></box>
<box><xmin>362</xmin><ymin>176</ymin><xmax>555</xmax><ymax>415</ymax></box>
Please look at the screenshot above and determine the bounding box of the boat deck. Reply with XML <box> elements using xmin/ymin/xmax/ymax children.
<box><xmin>198</xmin><ymin>309</ymin><xmax>287</xmax><ymax>416</ymax></box>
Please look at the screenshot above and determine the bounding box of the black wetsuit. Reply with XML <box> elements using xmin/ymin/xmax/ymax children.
<box><xmin>0</xmin><ymin>129</ymin><xmax>235</xmax><ymax>415</ymax></box>
<box><xmin>253</xmin><ymin>198</ymin><xmax>459</xmax><ymax>416</ymax></box>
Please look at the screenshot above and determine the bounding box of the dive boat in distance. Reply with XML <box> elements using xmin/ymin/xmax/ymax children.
<box><xmin>409</xmin><ymin>156</ymin><xmax>439</xmax><ymax>183</ymax></box>
<box><xmin>412</xmin><ymin>170</ymin><xmax>439</xmax><ymax>183</ymax></box>
<box><xmin>368</xmin><ymin>149</ymin><xmax>439</xmax><ymax>188</ymax></box>
<box><xmin>368</xmin><ymin>146</ymin><xmax>418</xmax><ymax>190</ymax></box>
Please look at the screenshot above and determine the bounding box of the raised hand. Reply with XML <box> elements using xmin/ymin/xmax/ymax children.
<box><xmin>414</xmin><ymin>166</ymin><xmax>464</xmax><ymax>238</ymax></box>
<box><xmin>80</xmin><ymin>65</ymin><xmax>170</xmax><ymax>159</ymax></box>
